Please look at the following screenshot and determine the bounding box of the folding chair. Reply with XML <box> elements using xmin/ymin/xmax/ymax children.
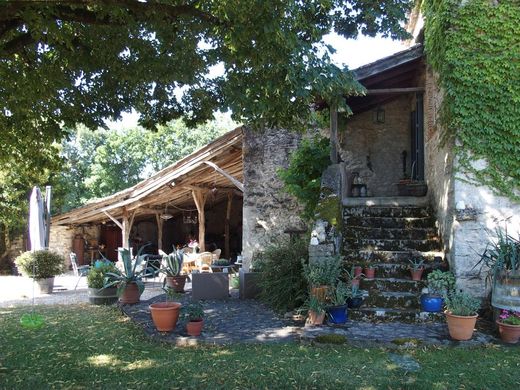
<box><xmin>70</xmin><ymin>252</ymin><xmax>90</xmax><ymax>290</ymax></box>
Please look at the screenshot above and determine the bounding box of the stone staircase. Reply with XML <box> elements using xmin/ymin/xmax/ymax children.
<box><xmin>342</xmin><ymin>199</ymin><xmax>445</xmax><ymax>322</ymax></box>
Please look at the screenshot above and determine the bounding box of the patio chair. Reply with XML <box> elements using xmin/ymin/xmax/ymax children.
<box><xmin>211</xmin><ymin>248</ymin><xmax>221</xmax><ymax>261</ymax></box>
<box><xmin>70</xmin><ymin>252</ymin><xmax>90</xmax><ymax>290</ymax></box>
<box><xmin>198</xmin><ymin>252</ymin><xmax>213</xmax><ymax>273</ymax></box>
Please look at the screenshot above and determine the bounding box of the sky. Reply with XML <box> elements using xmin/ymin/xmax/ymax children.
<box><xmin>109</xmin><ymin>34</ymin><xmax>405</xmax><ymax>129</ymax></box>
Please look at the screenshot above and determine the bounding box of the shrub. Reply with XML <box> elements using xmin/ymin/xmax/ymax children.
<box><xmin>255</xmin><ymin>237</ymin><xmax>308</xmax><ymax>313</ymax></box>
<box><xmin>445</xmin><ymin>290</ymin><xmax>481</xmax><ymax>316</ymax></box>
<box><xmin>15</xmin><ymin>250</ymin><xmax>65</xmax><ymax>279</ymax></box>
<box><xmin>87</xmin><ymin>262</ymin><xmax>118</xmax><ymax>289</ymax></box>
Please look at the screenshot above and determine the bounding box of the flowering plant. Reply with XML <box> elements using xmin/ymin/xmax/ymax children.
<box><xmin>188</xmin><ymin>239</ymin><xmax>199</xmax><ymax>248</ymax></box>
<box><xmin>498</xmin><ymin>309</ymin><xmax>520</xmax><ymax>325</ymax></box>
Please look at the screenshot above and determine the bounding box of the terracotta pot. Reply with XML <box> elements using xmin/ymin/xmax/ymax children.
<box><xmin>354</xmin><ymin>266</ymin><xmax>363</xmax><ymax>277</ymax></box>
<box><xmin>311</xmin><ymin>286</ymin><xmax>329</xmax><ymax>302</ymax></box>
<box><xmin>496</xmin><ymin>321</ymin><xmax>520</xmax><ymax>344</ymax></box>
<box><xmin>445</xmin><ymin>311</ymin><xmax>478</xmax><ymax>340</ymax></box>
<box><xmin>186</xmin><ymin>319</ymin><xmax>204</xmax><ymax>336</ymax></box>
<box><xmin>364</xmin><ymin>267</ymin><xmax>375</xmax><ymax>279</ymax></box>
<box><xmin>410</xmin><ymin>268</ymin><xmax>424</xmax><ymax>281</ymax></box>
<box><xmin>165</xmin><ymin>275</ymin><xmax>188</xmax><ymax>293</ymax></box>
<box><xmin>308</xmin><ymin>310</ymin><xmax>326</xmax><ymax>326</ymax></box>
<box><xmin>351</xmin><ymin>278</ymin><xmax>360</xmax><ymax>287</ymax></box>
<box><xmin>149</xmin><ymin>302</ymin><xmax>182</xmax><ymax>332</ymax></box>
<box><xmin>119</xmin><ymin>283</ymin><xmax>141</xmax><ymax>304</ymax></box>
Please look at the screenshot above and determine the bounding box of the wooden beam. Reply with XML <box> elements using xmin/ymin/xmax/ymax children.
<box><xmin>155</xmin><ymin>212</ymin><xmax>163</xmax><ymax>252</ymax></box>
<box><xmin>225</xmin><ymin>191</ymin><xmax>233</xmax><ymax>259</ymax></box>
<box><xmin>191</xmin><ymin>189</ymin><xmax>208</xmax><ymax>252</ymax></box>
<box><xmin>330</xmin><ymin>106</ymin><xmax>338</xmax><ymax>164</ymax></box>
<box><xmin>365</xmin><ymin>87</ymin><xmax>424</xmax><ymax>94</ymax></box>
<box><xmin>103</xmin><ymin>211</ymin><xmax>122</xmax><ymax>230</ymax></box>
<box><xmin>202</xmin><ymin>161</ymin><xmax>244</xmax><ymax>192</ymax></box>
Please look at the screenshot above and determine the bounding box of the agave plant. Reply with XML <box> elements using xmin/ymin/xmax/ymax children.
<box><xmin>159</xmin><ymin>248</ymin><xmax>184</xmax><ymax>277</ymax></box>
<box><xmin>104</xmin><ymin>245</ymin><xmax>154</xmax><ymax>297</ymax></box>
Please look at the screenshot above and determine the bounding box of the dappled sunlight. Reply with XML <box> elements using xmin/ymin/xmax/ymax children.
<box><xmin>385</xmin><ymin>363</ymin><xmax>399</xmax><ymax>371</ymax></box>
<box><xmin>210</xmin><ymin>349</ymin><xmax>233</xmax><ymax>357</ymax></box>
<box><xmin>123</xmin><ymin>359</ymin><xmax>157</xmax><ymax>371</ymax></box>
<box><xmin>87</xmin><ymin>354</ymin><xmax>122</xmax><ymax>367</ymax></box>
<box><xmin>0</xmin><ymin>309</ymin><xmax>13</xmax><ymax>315</ymax></box>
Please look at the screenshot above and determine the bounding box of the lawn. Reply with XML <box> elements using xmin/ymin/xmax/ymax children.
<box><xmin>0</xmin><ymin>305</ymin><xmax>519</xmax><ymax>389</ymax></box>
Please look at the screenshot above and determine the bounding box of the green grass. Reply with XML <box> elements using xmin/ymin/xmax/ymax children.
<box><xmin>0</xmin><ymin>305</ymin><xmax>519</xmax><ymax>389</ymax></box>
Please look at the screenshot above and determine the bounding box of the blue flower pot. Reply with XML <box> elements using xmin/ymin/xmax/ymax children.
<box><xmin>326</xmin><ymin>305</ymin><xmax>348</xmax><ymax>324</ymax></box>
<box><xmin>421</xmin><ymin>294</ymin><xmax>444</xmax><ymax>312</ymax></box>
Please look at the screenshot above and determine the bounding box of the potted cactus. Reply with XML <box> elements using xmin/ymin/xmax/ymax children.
<box><xmin>408</xmin><ymin>258</ymin><xmax>425</xmax><ymax>281</ymax></box>
<box><xmin>160</xmin><ymin>248</ymin><xmax>187</xmax><ymax>293</ymax></box>
<box><xmin>185</xmin><ymin>302</ymin><xmax>205</xmax><ymax>336</ymax></box>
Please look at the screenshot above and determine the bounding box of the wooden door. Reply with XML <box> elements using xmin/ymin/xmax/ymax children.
<box><xmin>101</xmin><ymin>225</ymin><xmax>122</xmax><ymax>262</ymax></box>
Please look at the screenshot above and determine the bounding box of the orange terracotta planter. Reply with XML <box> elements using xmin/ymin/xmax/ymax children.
<box><xmin>364</xmin><ymin>267</ymin><xmax>375</xmax><ymax>279</ymax></box>
<box><xmin>496</xmin><ymin>321</ymin><xmax>520</xmax><ymax>344</ymax></box>
<box><xmin>186</xmin><ymin>319</ymin><xmax>204</xmax><ymax>336</ymax></box>
<box><xmin>410</xmin><ymin>268</ymin><xmax>424</xmax><ymax>281</ymax></box>
<box><xmin>445</xmin><ymin>312</ymin><xmax>477</xmax><ymax>340</ymax></box>
<box><xmin>149</xmin><ymin>302</ymin><xmax>182</xmax><ymax>332</ymax></box>
<box><xmin>119</xmin><ymin>283</ymin><xmax>141</xmax><ymax>304</ymax></box>
<box><xmin>308</xmin><ymin>310</ymin><xmax>326</xmax><ymax>326</ymax></box>
<box><xmin>311</xmin><ymin>286</ymin><xmax>329</xmax><ymax>302</ymax></box>
<box><xmin>165</xmin><ymin>275</ymin><xmax>188</xmax><ymax>293</ymax></box>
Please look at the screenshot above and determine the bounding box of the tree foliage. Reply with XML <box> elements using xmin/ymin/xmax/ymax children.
<box><xmin>0</xmin><ymin>0</ymin><xmax>413</xmax><ymax>166</ymax></box>
<box><xmin>423</xmin><ymin>0</ymin><xmax>520</xmax><ymax>200</ymax></box>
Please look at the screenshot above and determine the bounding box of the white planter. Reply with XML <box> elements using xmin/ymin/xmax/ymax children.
<box><xmin>36</xmin><ymin>277</ymin><xmax>54</xmax><ymax>294</ymax></box>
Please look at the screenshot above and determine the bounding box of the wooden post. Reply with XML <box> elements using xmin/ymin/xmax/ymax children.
<box><xmin>330</xmin><ymin>106</ymin><xmax>338</xmax><ymax>164</ymax></box>
<box><xmin>121</xmin><ymin>208</ymin><xmax>135</xmax><ymax>249</ymax></box>
<box><xmin>191</xmin><ymin>189</ymin><xmax>208</xmax><ymax>252</ymax></box>
<box><xmin>155</xmin><ymin>212</ymin><xmax>163</xmax><ymax>252</ymax></box>
<box><xmin>224</xmin><ymin>191</ymin><xmax>233</xmax><ymax>259</ymax></box>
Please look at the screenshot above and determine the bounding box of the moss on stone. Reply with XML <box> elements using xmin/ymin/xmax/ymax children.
<box><xmin>315</xmin><ymin>194</ymin><xmax>342</xmax><ymax>229</ymax></box>
<box><xmin>315</xmin><ymin>333</ymin><xmax>347</xmax><ymax>344</ymax></box>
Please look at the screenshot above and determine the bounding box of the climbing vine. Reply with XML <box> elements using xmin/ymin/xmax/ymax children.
<box><xmin>423</xmin><ymin>0</ymin><xmax>520</xmax><ymax>200</ymax></box>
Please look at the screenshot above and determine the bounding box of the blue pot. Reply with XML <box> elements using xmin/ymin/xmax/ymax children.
<box><xmin>421</xmin><ymin>294</ymin><xmax>444</xmax><ymax>312</ymax></box>
<box><xmin>326</xmin><ymin>305</ymin><xmax>348</xmax><ymax>324</ymax></box>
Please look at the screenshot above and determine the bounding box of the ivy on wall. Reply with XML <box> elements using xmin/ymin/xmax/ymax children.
<box><xmin>423</xmin><ymin>0</ymin><xmax>520</xmax><ymax>200</ymax></box>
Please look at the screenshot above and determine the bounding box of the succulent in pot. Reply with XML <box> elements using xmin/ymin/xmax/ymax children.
<box><xmin>185</xmin><ymin>302</ymin><xmax>205</xmax><ymax>336</ymax></box>
<box><xmin>14</xmin><ymin>250</ymin><xmax>65</xmax><ymax>294</ymax></box>
<box><xmin>496</xmin><ymin>309</ymin><xmax>520</xmax><ymax>344</ymax></box>
<box><xmin>408</xmin><ymin>258</ymin><xmax>425</xmax><ymax>281</ymax></box>
<box><xmin>87</xmin><ymin>262</ymin><xmax>118</xmax><ymax>305</ymax></box>
<box><xmin>326</xmin><ymin>281</ymin><xmax>350</xmax><ymax>324</ymax></box>
<box><xmin>421</xmin><ymin>270</ymin><xmax>455</xmax><ymax>312</ymax></box>
<box><xmin>444</xmin><ymin>290</ymin><xmax>480</xmax><ymax>341</ymax></box>
<box><xmin>159</xmin><ymin>248</ymin><xmax>187</xmax><ymax>293</ymax></box>
<box><xmin>104</xmin><ymin>245</ymin><xmax>154</xmax><ymax>304</ymax></box>
<box><xmin>149</xmin><ymin>287</ymin><xmax>182</xmax><ymax>332</ymax></box>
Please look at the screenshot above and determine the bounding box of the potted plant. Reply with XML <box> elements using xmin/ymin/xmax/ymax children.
<box><xmin>363</xmin><ymin>263</ymin><xmax>375</xmax><ymax>279</ymax></box>
<box><xmin>421</xmin><ymin>270</ymin><xmax>455</xmax><ymax>312</ymax></box>
<box><xmin>496</xmin><ymin>309</ymin><xmax>520</xmax><ymax>344</ymax></box>
<box><xmin>87</xmin><ymin>262</ymin><xmax>118</xmax><ymax>305</ymax></box>
<box><xmin>409</xmin><ymin>258</ymin><xmax>425</xmax><ymax>281</ymax></box>
<box><xmin>326</xmin><ymin>281</ymin><xmax>350</xmax><ymax>324</ymax></box>
<box><xmin>104</xmin><ymin>245</ymin><xmax>153</xmax><ymax>304</ymax></box>
<box><xmin>185</xmin><ymin>302</ymin><xmax>205</xmax><ymax>336</ymax></box>
<box><xmin>15</xmin><ymin>250</ymin><xmax>65</xmax><ymax>294</ymax></box>
<box><xmin>159</xmin><ymin>248</ymin><xmax>187</xmax><ymax>293</ymax></box>
<box><xmin>347</xmin><ymin>284</ymin><xmax>364</xmax><ymax>309</ymax></box>
<box><xmin>307</xmin><ymin>295</ymin><xmax>326</xmax><ymax>326</ymax></box>
<box><xmin>444</xmin><ymin>290</ymin><xmax>480</xmax><ymax>341</ymax></box>
<box><xmin>303</xmin><ymin>257</ymin><xmax>342</xmax><ymax>302</ymax></box>
<box><xmin>149</xmin><ymin>287</ymin><xmax>182</xmax><ymax>332</ymax></box>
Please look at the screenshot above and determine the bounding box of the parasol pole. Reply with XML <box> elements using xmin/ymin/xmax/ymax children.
<box><xmin>44</xmin><ymin>186</ymin><xmax>52</xmax><ymax>249</ymax></box>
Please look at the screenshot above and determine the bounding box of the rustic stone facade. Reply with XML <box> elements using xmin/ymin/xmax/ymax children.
<box><xmin>242</xmin><ymin>127</ymin><xmax>306</xmax><ymax>270</ymax></box>
<box><xmin>48</xmin><ymin>224</ymin><xmax>99</xmax><ymax>269</ymax></box>
<box><xmin>338</xmin><ymin>95</ymin><xmax>413</xmax><ymax>197</ymax></box>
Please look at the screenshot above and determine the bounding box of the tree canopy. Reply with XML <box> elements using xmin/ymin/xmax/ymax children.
<box><xmin>1</xmin><ymin>0</ymin><xmax>412</xmax><ymax>166</ymax></box>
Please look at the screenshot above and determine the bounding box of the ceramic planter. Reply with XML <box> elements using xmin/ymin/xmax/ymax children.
<box><xmin>496</xmin><ymin>321</ymin><xmax>520</xmax><ymax>344</ymax></box>
<box><xmin>165</xmin><ymin>275</ymin><xmax>188</xmax><ymax>293</ymax></box>
<box><xmin>36</xmin><ymin>277</ymin><xmax>54</xmax><ymax>294</ymax></box>
<box><xmin>445</xmin><ymin>311</ymin><xmax>478</xmax><ymax>341</ymax></box>
<box><xmin>347</xmin><ymin>297</ymin><xmax>363</xmax><ymax>309</ymax></box>
<box><xmin>421</xmin><ymin>294</ymin><xmax>443</xmax><ymax>312</ymax></box>
<box><xmin>186</xmin><ymin>319</ymin><xmax>204</xmax><ymax>336</ymax></box>
<box><xmin>88</xmin><ymin>287</ymin><xmax>118</xmax><ymax>305</ymax></box>
<box><xmin>119</xmin><ymin>282</ymin><xmax>141</xmax><ymax>304</ymax></box>
<box><xmin>410</xmin><ymin>268</ymin><xmax>424</xmax><ymax>281</ymax></box>
<box><xmin>308</xmin><ymin>310</ymin><xmax>326</xmax><ymax>326</ymax></box>
<box><xmin>326</xmin><ymin>305</ymin><xmax>348</xmax><ymax>324</ymax></box>
<box><xmin>149</xmin><ymin>302</ymin><xmax>182</xmax><ymax>332</ymax></box>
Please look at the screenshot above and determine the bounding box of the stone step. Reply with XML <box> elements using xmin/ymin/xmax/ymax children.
<box><xmin>343</xmin><ymin>237</ymin><xmax>442</xmax><ymax>252</ymax></box>
<box><xmin>342</xmin><ymin>262</ymin><xmax>433</xmax><ymax>280</ymax></box>
<box><xmin>344</xmin><ymin>215</ymin><xmax>435</xmax><ymax>229</ymax></box>
<box><xmin>362</xmin><ymin>291</ymin><xmax>421</xmax><ymax>310</ymax></box>
<box><xmin>348</xmin><ymin>307</ymin><xmax>444</xmax><ymax>323</ymax></box>
<box><xmin>343</xmin><ymin>250</ymin><xmax>445</xmax><ymax>264</ymax></box>
<box><xmin>360</xmin><ymin>277</ymin><xmax>426</xmax><ymax>294</ymax></box>
<box><xmin>343</xmin><ymin>206</ymin><xmax>432</xmax><ymax>218</ymax></box>
<box><xmin>344</xmin><ymin>226</ymin><xmax>438</xmax><ymax>241</ymax></box>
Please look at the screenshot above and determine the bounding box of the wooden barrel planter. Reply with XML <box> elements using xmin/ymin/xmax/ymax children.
<box><xmin>88</xmin><ymin>287</ymin><xmax>118</xmax><ymax>305</ymax></box>
<box><xmin>491</xmin><ymin>271</ymin><xmax>520</xmax><ymax>312</ymax></box>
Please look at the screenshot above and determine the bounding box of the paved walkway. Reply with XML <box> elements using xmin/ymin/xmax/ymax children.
<box><xmin>1</xmin><ymin>275</ymin><xmax>502</xmax><ymax>346</ymax></box>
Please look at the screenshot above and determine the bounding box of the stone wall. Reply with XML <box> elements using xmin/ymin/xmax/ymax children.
<box><xmin>338</xmin><ymin>95</ymin><xmax>413</xmax><ymax>197</ymax></box>
<box><xmin>48</xmin><ymin>224</ymin><xmax>99</xmax><ymax>269</ymax></box>
<box><xmin>242</xmin><ymin>127</ymin><xmax>306</xmax><ymax>270</ymax></box>
<box><xmin>423</xmin><ymin>66</ymin><xmax>455</xmax><ymax>255</ymax></box>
